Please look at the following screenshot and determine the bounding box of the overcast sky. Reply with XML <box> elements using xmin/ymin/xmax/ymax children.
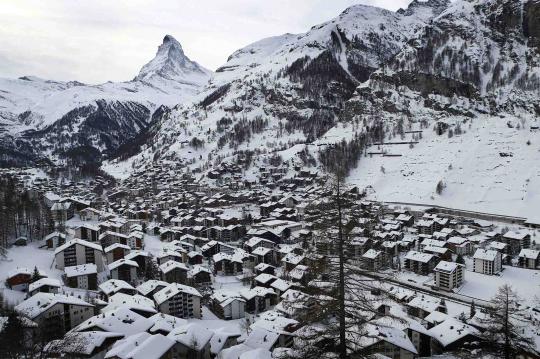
<box><xmin>0</xmin><ymin>0</ymin><xmax>411</xmax><ymax>84</ymax></box>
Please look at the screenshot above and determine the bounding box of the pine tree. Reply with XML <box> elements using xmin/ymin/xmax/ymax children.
<box><xmin>470</xmin><ymin>300</ymin><xmax>476</xmax><ymax>319</ymax></box>
<box><xmin>30</xmin><ymin>266</ymin><xmax>41</xmax><ymax>283</ymax></box>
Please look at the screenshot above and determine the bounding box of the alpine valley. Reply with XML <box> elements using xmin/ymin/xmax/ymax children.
<box><xmin>1</xmin><ymin>0</ymin><xmax>540</xmax><ymax>214</ymax></box>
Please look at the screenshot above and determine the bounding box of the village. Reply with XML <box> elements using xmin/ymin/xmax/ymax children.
<box><xmin>0</xmin><ymin>162</ymin><xmax>539</xmax><ymax>359</ymax></box>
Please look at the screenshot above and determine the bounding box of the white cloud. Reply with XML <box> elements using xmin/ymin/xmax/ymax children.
<box><xmin>0</xmin><ymin>0</ymin><xmax>412</xmax><ymax>84</ymax></box>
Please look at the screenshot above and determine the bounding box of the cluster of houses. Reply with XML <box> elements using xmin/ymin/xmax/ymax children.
<box><xmin>1</xmin><ymin>163</ymin><xmax>539</xmax><ymax>359</ymax></box>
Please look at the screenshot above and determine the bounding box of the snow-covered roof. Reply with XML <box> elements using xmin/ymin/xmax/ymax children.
<box><xmin>153</xmin><ymin>283</ymin><xmax>202</xmax><ymax>305</ymax></box>
<box><xmin>519</xmin><ymin>249</ymin><xmax>540</xmax><ymax>259</ymax></box>
<box><xmin>159</xmin><ymin>260</ymin><xmax>188</xmax><ymax>274</ymax></box>
<box><xmin>427</xmin><ymin>317</ymin><xmax>480</xmax><ymax>348</ymax></box>
<box><xmin>148</xmin><ymin>313</ymin><xmax>188</xmax><ymax>334</ymax></box>
<box><xmin>404</xmin><ymin>250</ymin><xmax>435</xmax><ymax>263</ymax></box>
<box><xmin>65</xmin><ymin>263</ymin><xmax>97</xmax><ymax>277</ymax></box>
<box><xmin>108</xmin><ymin>258</ymin><xmax>139</xmax><ymax>271</ymax></box>
<box><xmin>362</xmin><ymin>249</ymin><xmax>382</xmax><ymax>259</ymax></box>
<box><xmin>54</xmin><ymin>238</ymin><xmax>102</xmax><ymax>254</ymax></box>
<box><xmin>473</xmin><ymin>248</ymin><xmax>499</xmax><ymax>261</ymax></box>
<box><xmin>75</xmin><ymin>308</ymin><xmax>153</xmax><ymax>336</ymax></box>
<box><xmin>28</xmin><ymin>277</ymin><xmax>62</xmax><ymax>292</ymax></box>
<box><xmin>105</xmin><ymin>332</ymin><xmax>175</xmax><ymax>359</ymax></box>
<box><xmin>99</xmin><ymin>279</ymin><xmax>135</xmax><ymax>295</ymax></box>
<box><xmin>46</xmin><ymin>331</ymin><xmax>124</xmax><ymax>356</ymax></box>
<box><xmin>503</xmin><ymin>231</ymin><xmax>529</xmax><ymax>240</ymax></box>
<box><xmin>136</xmin><ymin>280</ymin><xmax>169</xmax><ymax>296</ymax></box>
<box><xmin>434</xmin><ymin>261</ymin><xmax>462</xmax><ymax>273</ymax></box>
<box><xmin>104</xmin><ymin>243</ymin><xmax>131</xmax><ymax>253</ymax></box>
<box><xmin>166</xmin><ymin>323</ymin><xmax>213</xmax><ymax>350</ymax></box>
<box><xmin>102</xmin><ymin>293</ymin><xmax>157</xmax><ymax>315</ymax></box>
<box><xmin>209</xmin><ymin>327</ymin><xmax>241</xmax><ymax>354</ymax></box>
<box><xmin>15</xmin><ymin>293</ymin><xmax>92</xmax><ymax>319</ymax></box>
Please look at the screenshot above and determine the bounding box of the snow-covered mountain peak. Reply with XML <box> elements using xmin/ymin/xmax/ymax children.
<box><xmin>135</xmin><ymin>34</ymin><xmax>211</xmax><ymax>85</ymax></box>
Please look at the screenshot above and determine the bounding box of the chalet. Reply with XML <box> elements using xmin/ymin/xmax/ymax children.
<box><xmin>252</xmin><ymin>246</ymin><xmax>277</xmax><ymax>265</ymax></box>
<box><xmin>487</xmin><ymin>241</ymin><xmax>509</xmax><ymax>254</ymax></box>
<box><xmin>6</xmin><ymin>267</ymin><xmax>44</xmax><ymax>291</ymax></box>
<box><xmin>159</xmin><ymin>260</ymin><xmax>189</xmax><ymax>284</ymax></box>
<box><xmin>212</xmin><ymin>250</ymin><xmax>254</xmax><ymax>276</ymax></box>
<box><xmin>15</xmin><ymin>293</ymin><xmax>93</xmax><ymax>337</ymax></box>
<box><xmin>361</xmin><ymin>249</ymin><xmax>385</xmax><ymax>271</ymax></box>
<box><xmin>288</xmin><ymin>264</ymin><xmax>310</xmax><ymax>285</ymax></box>
<box><xmin>65</xmin><ymin>263</ymin><xmax>98</xmax><ymax>290</ymax></box>
<box><xmin>473</xmin><ymin>249</ymin><xmax>502</xmax><ymax>275</ymax></box>
<box><xmin>357</xmin><ymin>324</ymin><xmax>418</xmax><ymax>359</ymax></box>
<box><xmin>348</xmin><ymin>237</ymin><xmax>372</xmax><ymax>259</ymax></box>
<box><xmin>127</xmin><ymin>230</ymin><xmax>144</xmax><ymax>249</ymax></box>
<box><xmin>210</xmin><ymin>291</ymin><xmax>246</xmax><ymax>320</ymax></box>
<box><xmin>188</xmin><ymin>265</ymin><xmax>212</xmax><ymax>288</ymax></box>
<box><xmin>240</xmin><ymin>286</ymin><xmax>277</xmax><ymax>314</ymax></box>
<box><xmin>125</xmin><ymin>250</ymin><xmax>149</xmax><ymax>273</ymax></box>
<box><xmin>446</xmin><ymin>236</ymin><xmax>473</xmax><ymax>255</ymax></box>
<box><xmin>209</xmin><ymin>328</ymin><xmax>242</xmax><ymax>357</ymax></box>
<box><xmin>275</xmin><ymin>289</ymin><xmax>317</xmax><ymax>319</ymax></box>
<box><xmin>407</xmin><ymin>295</ymin><xmax>447</xmax><ymax>319</ymax></box>
<box><xmin>433</xmin><ymin>261</ymin><xmax>464</xmax><ymax>291</ymax></box>
<box><xmin>281</xmin><ymin>252</ymin><xmax>305</xmax><ymax>272</ymax></box>
<box><xmin>156</xmin><ymin>249</ymin><xmax>186</xmax><ymax>265</ymax></box>
<box><xmin>428</xmin><ymin>317</ymin><xmax>481</xmax><ymax>354</ymax></box>
<box><xmin>43</xmin><ymin>231</ymin><xmax>67</xmax><ymax>249</ymax></box>
<box><xmin>101</xmin><ymin>292</ymin><xmax>157</xmax><ymax>317</ymax></box>
<box><xmin>108</xmin><ymin>259</ymin><xmax>139</xmax><ymax>283</ymax></box>
<box><xmin>99</xmin><ymin>279</ymin><xmax>137</xmax><ymax>300</ymax></box>
<box><xmin>104</xmin><ymin>243</ymin><xmax>131</xmax><ymax>264</ymax></box>
<box><xmin>416</xmin><ymin>220</ymin><xmax>435</xmax><ymax>235</ymax></box>
<box><xmin>79</xmin><ymin>207</ymin><xmax>102</xmax><ymax>221</ymax></box>
<box><xmin>404</xmin><ymin>251</ymin><xmax>439</xmax><ymax>275</ymax></box>
<box><xmin>51</xmin><ymin>201</ymin><xmax>74</xmax><ymax>223</ymax></box>
<box><xmin>54</xmin><ymin>238</ymin><xmax>105</xmax><ymax>271</ymax></box>
<box><xmin>45</xmin><ymin>331</ymin><xmax>123</xmax><ymax>359</ymax></box>
<box><xmin>167</xmin><ymin>323</ymin><xmax>213</xmax><ymax>359</ymax></box>
<box><xmin>254</xmin><ymin>263</ymin><xmax>276</xmax><ymax>276</ymax></box>
<box><xmin>518</xmin><ymin>249</ymin><xmax>540</xmax><ymax>269</ymax></box>
<box><xmin>502</xmin><ymin>231</ymin><xmax>531</xmax><ymax>254</ymax></box>
<box><xmin>136</xmin><ymin>280</ymin><xmax>169</xmax><ymax>299</ymax></box>
<box><xmin>73</xmin><ymin>223</ymin><xmax>100</xmax><ymax>242</ymax></box>
<box><xmin>154</xmin><ymin>283</ymin><xmax>202</xmax><ymax>319</ymax></box>
<box><xmin>105</xmin><ymin>332</ymin><xmax>176</xmax><ymax>359</ymax></box>
<box><xmin>422</xmin><ymin>245</ymin><xmax>452</xmax><ymax>261</ymax></box>
<box><xmin>28</xmin><ymin>277</ymin><xmax>61</xmax><ymax>296</ymax></box>
<box><xmin>187</xmin><ymin>251</ymin><xmax>204</xmax><ymax>265</ymax></box>
<box><xmin>99</xmin><ymin>231</ymin><xmax>129</xmax><ymax>249</ymax></box>
<box><xmin>244</xmin><ymin>236</ymin><xmax>275</xmax><ymax>253</ymax></box>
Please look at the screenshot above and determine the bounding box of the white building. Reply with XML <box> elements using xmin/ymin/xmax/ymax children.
<box><xmin>15</xmin><ymin>293</ymin><xmax>93</xmax><ymax>335</ymax></box>
<box><xmin>473</xmin><ymin>249</ymin><xmax>502</xmax><ymax>275</ymax></box>
<box><xmin>54</xmin><ymin>238</ymin><xmax>105</xmax><ymax>271</ymax></box>
<box><xmin>433</xmin><ymin>261</ymin><xmax>464</xmax><ymax>290</ymax></box>
<box><xmin>154</xmin><ymin>283</ymin><xmax>202</xmax><ymax>319</ymax></box>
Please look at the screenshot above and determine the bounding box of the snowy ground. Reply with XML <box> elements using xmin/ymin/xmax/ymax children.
<box><xmin>0</xmin><ymin>242</ymin><xmax>61</xmax><ymax>306</ymax></box>
<box><xmin>348</xmin><ymin>115</ymin><xmax>540</xmax><ymax>219</ymax></box>
<box><xmin>458</xmin><ymin>265</ymin><xmax>540</xmax><ymax>307</ymax></box>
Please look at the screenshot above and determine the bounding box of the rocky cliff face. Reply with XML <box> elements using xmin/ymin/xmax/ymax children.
<box><xmin>350</xmin><ymin>0</ymin><xmax>540</xmax><ymax>121</ymax></box>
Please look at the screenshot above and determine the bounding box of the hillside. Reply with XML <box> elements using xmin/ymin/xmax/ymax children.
<box><xmin>105</xmin><ymin>0</ymin><xmax>448</xmax><ymax>174</ymax></box>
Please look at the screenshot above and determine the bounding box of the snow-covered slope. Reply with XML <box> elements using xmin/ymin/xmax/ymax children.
<box><xmin>108</xmin><ymin>1</ymin><xmax>448</xmax><ymax>174</ymax></box>
<box><xmin>0</xmin><ymin>35</ymin><xmax>211</xmax><ymax>166</ymax></box>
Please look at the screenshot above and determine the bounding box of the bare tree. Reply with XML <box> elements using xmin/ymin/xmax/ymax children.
<box><xmin>478</xmin><ymin>285</ymin><xmax>535</xmax><ymax>359</ymax></box>
<box><xmin>280</xmin><ymin>175</ymin><xmax>397</xmax><ymax>358</ymax></box>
